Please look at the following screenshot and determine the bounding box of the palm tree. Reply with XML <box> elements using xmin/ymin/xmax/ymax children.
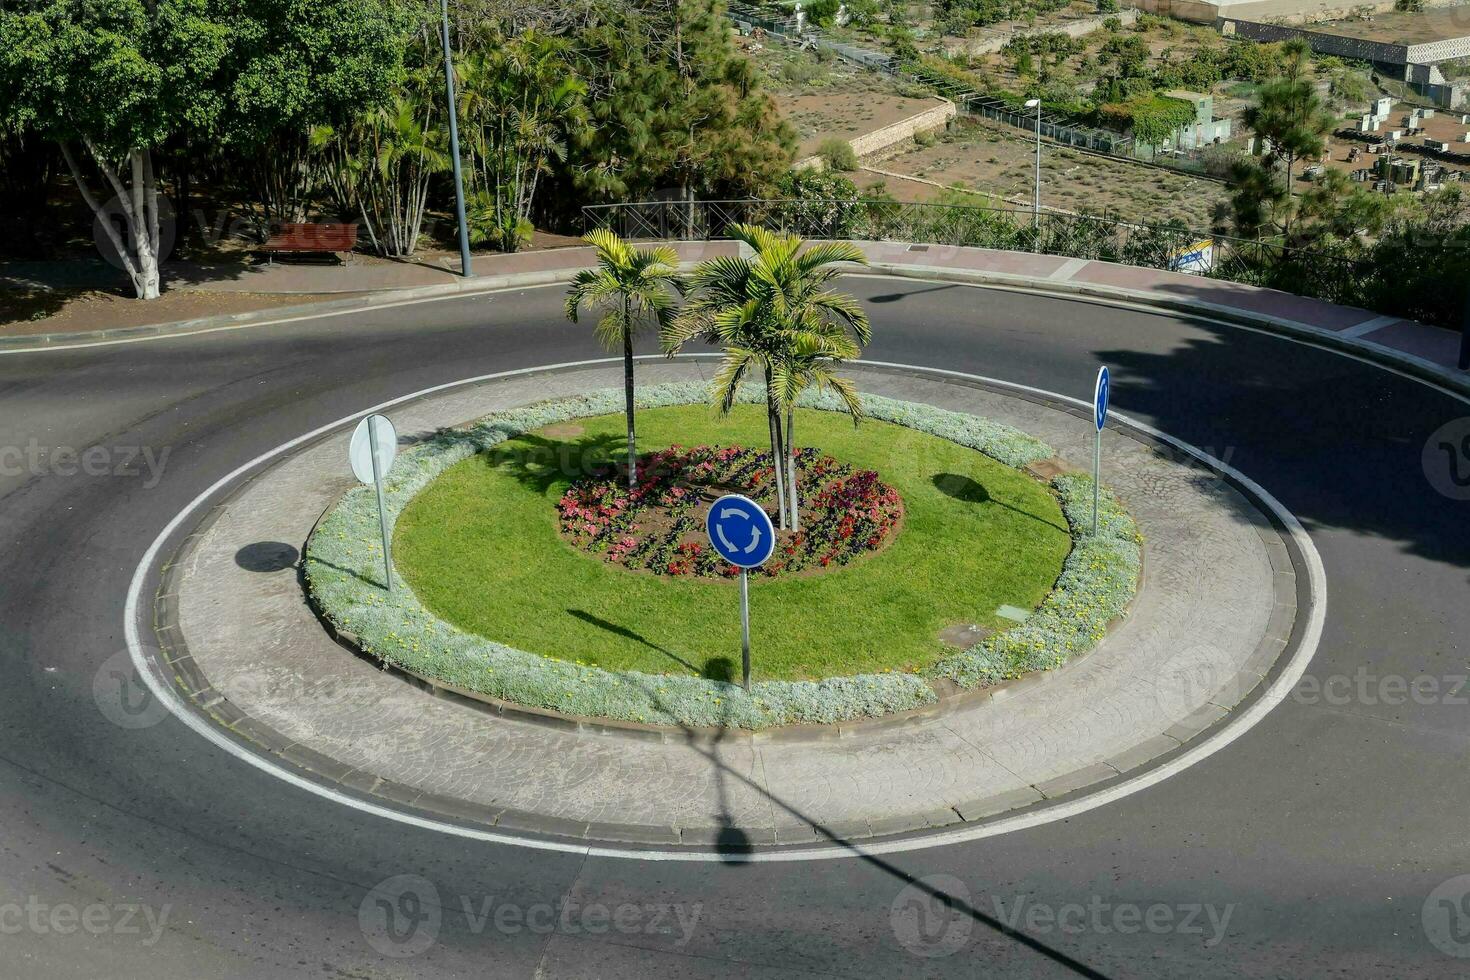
<box><xmin>773</xmin><ymin>336</ymin><xmax>866</xmax><ymax>533</ymax></box>
<box><xmin>311</xmin><ymin>88</ymin><xmax>449</xmax><ymax>258</ymax></box>
<box><xmin>565</xmin><ymin>229</ymin><xmax>680</xmax><ymax>490</ymax></box>
<box><xmin>663</xmin><ymin>224</ymin><xmax>870</xmax><ymax>529</ymax></box>
<box><xmin>457</xmin><ymin>32</ymin><xmax>587</xmax><ymax>253</ymax></box>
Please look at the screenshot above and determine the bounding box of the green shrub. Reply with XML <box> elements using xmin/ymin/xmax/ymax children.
<box><xmin>930</xmin><ymin>474</ymin><xmax>1142</xmax><ymax>685</ymax></box>
<box><xmin>817</xmin><ymin>137</ymin><xmax>859</xmax><ymax>171</ymax></box>
<box><xmin>778</xmin><ymin>167</ymin><xmax>859</xmax><ymax>201</ymax></box>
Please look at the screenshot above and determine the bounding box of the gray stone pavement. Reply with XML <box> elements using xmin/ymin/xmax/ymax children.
<box><xmin>161</xmin><ymin>361</ymin><xmax>1296</xmax><ymax>845</ymax></box>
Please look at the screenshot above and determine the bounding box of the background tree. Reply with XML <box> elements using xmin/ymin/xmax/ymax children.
<box><xmin>565</xmin><ymin>230</ymin><xmax>681</xmax><ymax>490</ymax></box>
<box><xmin>1229</xmin><ymin>39</ymin><xmax>1332</xmax><ymax>239</ymax></box>
<box><xmin>216</xmin><ymin>0</ymin><xmax>410</xmax><ymax>237</ymax></box>
<box><xmin>313</xmin><ymin>85</ymin><xmax>448</xmax><ymax>257</ymax></box>
<box><xmin>1294</xmin><ymin>168</ymin><xmax>1388</xmax><ymax>245</ymax></box>
<box><xmin>458</xmin><ymin>30</ymin><xmax>587</xmax><ymax>252</ymax></box>
<box><xmin>567</xmin><ymin>0</ymin><xmax>795</xmax><ymax>211</ymax></box>
<box><xmin>0</xmin><ymin>0</ymin><xmax>232</xmax><ymax>299</ymax></box>
<box><xmin>0</xmin><ymin>133</ymin><xmax>58</xmax><ymax>259</ymax></box>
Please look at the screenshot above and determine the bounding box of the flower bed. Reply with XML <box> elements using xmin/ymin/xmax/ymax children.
<box><xmin>303</xmin><ymin>381</ymin><xmax>1142</xmax><ymax>729</ymax></box>
<box><xmin>558</xmin><ymin>445</ymin><xmax>902</xmax><ymax>578</ymax></box>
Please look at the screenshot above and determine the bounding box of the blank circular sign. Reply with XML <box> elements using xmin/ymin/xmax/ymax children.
<box><xmin>349</xmin><ymin>414</ymin><xmax>398</xmax><ymax>485</ymax></box>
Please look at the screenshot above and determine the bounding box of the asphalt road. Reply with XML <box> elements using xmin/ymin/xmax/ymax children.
<box><xmin>1</xmin><ymin>276</ymin><xmax>1467</xmax><ymax>979</ymax></box>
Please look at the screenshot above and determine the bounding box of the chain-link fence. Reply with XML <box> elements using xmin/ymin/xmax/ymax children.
<box><xmin>582</xmin><ymin>198</ymin><xmax>1377</xmax><ymax>313</ymax></box>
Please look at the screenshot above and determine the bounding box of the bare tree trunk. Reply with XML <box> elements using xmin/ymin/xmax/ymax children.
<box><xmin>765</xmin><ymin>369</ymin><xmax>786</xmax><ymax>530</ymax></box>
<box><xmin>61</xmin><ymin>142</ymin><xmax>162</xmax><ymax>300</ymax></box>
<box><xmin>683</xmin><ymin>179</ymin><xmax>695</xmax><ymax>241</ymax></box>
<box><xmin>786</xmin><ymin>404</ymin><xmax>800</xmax><ymax>533</ymax></box>
<box><xmin>623</xmin><ymin>296</ymin><xmax>638</xmax><ymax>491</ymax></box>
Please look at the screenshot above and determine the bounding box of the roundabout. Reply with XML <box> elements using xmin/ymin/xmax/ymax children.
<box><xmin>156</xmin><ymin>358</ymin><xmax>1293</xmax><ymax>850</ymax></box>
<box><xmin>350</xmin><ymin>391</ymin><xmax>1071</xmax><ymax>686</ymax></box>
<box><xmin>7</xmin><ymin>261</ymin><xmax>1468</xmax><ymax>975</ymax></box>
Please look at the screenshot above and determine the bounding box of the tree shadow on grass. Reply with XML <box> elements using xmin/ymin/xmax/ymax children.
<box><xmin>566</xmin><ymin>608</ymin><xmax>710</xmax><ymax>677</ymax></box>
<box><xmin>474</xmin><ymin>431</ymin><xmax>628</xmax><ymax>497</ymax></box>
<box><xmin>931</xmin><ymin>472</ymin><xmax>1068</xmax><ymax>533</ymax></box>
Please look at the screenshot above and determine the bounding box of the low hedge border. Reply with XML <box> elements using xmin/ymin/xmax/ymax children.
<box><xmin>303</xmin><ymin>381</ymin><xmax>1141</xmax><ymax>729</ymax></box>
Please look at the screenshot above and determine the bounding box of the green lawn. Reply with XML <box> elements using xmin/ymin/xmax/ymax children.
<box><xmin>393</xmin><ymin>403</ymin><xmax>1071</xmax><ymax>681</ymax></box>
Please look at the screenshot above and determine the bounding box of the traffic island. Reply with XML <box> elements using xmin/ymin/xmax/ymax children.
<box><xmin>303</xmin><ymin>384</ymin><xmax>1135</xmax><ymax>728</ymax></box>
<box><xmin>157</xmin><ymin>361</ymin><xmax>1300</xmax><ymax>848</ymax></box>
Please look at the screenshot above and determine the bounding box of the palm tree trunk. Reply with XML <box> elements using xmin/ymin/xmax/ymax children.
<box><xmin>786</xmin><ymin>404</ymin><xmax>800</xmax><ymax>533</ymax></box>
<box><xmin>765</xmin><ymin>368</ymin><xmax>786</xmax><ymax>530</ymax></box>
<box><xmin>624</xmin><ymin>297</ymin><xmax>637</xmax><ymax>491</ymax></box>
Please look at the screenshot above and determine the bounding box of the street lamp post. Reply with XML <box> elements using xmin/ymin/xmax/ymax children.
<box><xmin>1025</xmin><ymin>98</ymin><xmax>1042</xmax><ymax>240</ymax></box>
<box><xmin>440</xmin><ymin>0</ymin><xmax>473</xmax><ymax>278</ymax></box>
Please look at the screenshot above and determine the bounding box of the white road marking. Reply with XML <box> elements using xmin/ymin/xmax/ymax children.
<box><xmin>1339</xmin><ymin>314</ymin><xmax>1400</xmax><ymax>338</ymax></box>
<box><xmin>124</xmin><ymin>352</ymin><xmax>1336</xmax><ymax>863</ymax></box>
<box><xmin>1047</xmin><ymin>257</ymin><xmax>1090</xmax><ymax>281</ymax></box>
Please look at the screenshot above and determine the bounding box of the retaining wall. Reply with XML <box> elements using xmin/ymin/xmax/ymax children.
<box><xmin>795</xmin><ymin>99</ymin><xmax>956</xmax><ymax>170</ymax></box>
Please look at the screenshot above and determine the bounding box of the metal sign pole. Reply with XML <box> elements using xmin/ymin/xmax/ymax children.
<box><xmin>440</xmin><ymin>0</ymin><xmax>473</xmax><ymax>278</ymax></box>
<box><xmin>739</xmin><ymin>569</ymin><xmax>752</xmax><ymax>691</ymax></box>
<box><xmin>707</xmin><ymin>493</ymin><xmax>773</xmax><ymax>693</ymax></box>
<box><xmin>1092</xmin><ymin>365</ymin><xmax>1109</xmax><ymax>537</ymax></box>
<box><xmin>1092</xmin><ymin>427</ymin><xmax>1101</xmax><ymax>536</ymax></box>
<box><xmin>368</xmin><ymin>422</ymin><xmax>394</xmax><ymax>592</ymax></box>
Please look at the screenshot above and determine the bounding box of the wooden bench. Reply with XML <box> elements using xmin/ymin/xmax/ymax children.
<box><xmin>258</xmin><ymin>223</ymin><xmax>358</xmax><ymax>264</ymax></box>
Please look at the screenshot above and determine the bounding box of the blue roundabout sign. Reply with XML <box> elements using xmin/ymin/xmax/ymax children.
<box><xmin>706</xmin><ymin>493</ymin><xmax>776</xmax><ymax>569</ymax></box>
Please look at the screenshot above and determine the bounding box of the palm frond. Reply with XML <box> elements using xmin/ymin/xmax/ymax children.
<box><xmin>795</xmin><ymin>241</ymin><xmax>868</xmax><ymax>275</ymax></box>
<box><xmin>593</xmin><ymin>311</ymin><xmax>630</xmax><ymax>350</ymax></box>
<box><xmin>709</xmin><ymin>350</ymin><xmax>756</xmax><ymax>415</ymax></box>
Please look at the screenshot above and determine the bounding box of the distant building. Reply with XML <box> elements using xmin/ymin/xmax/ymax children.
<box><xmin>1219</xmin><ymin>11</ymin><xmax>1470</xmax><ymax>109</ymax></box>
<box><xmin>1162</xmin><ymin>91</ymin><xmax>1232</xmax><ymax>149</ymax></box>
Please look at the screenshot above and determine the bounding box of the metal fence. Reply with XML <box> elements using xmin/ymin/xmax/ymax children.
<box><xmin>582</xmin><ymin>198</ymin><xmax>1372</xmax><ymax>310</ymax></box>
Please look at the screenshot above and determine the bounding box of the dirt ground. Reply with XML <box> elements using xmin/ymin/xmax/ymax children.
<box><xmin>1293</xmin><ymin>104</ymin><xmax>1470</xmax><ymax>191</ymax></box>
<box><xmin>871</xmin><ymin>122</ymin><xmax>1227</xmax><ymax>227</ymax></box>
<box><xmin>776</xmin><ymin>89</ymin><xmax>948</xmax><ymax>158</ymax></box>
<box><xmin>748</xmin><ymin>42</ymin><xmax>945</xmax><ymax>157</ymax></box>
<box><xmin>1304</xmin><ymin>7</ymin><xmax>1470</xmax><ymax>45</ymax></box>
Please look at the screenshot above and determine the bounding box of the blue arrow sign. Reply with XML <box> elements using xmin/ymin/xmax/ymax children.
<box><xmin>707</xmin><ymin>494</ymin><xmax>776</xmax><ymax>569</ymax></box>
<box><xmin>1094</xmin><ymin>366</ymin><xmax>1110</xmax><ymax>432</ymax></box>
